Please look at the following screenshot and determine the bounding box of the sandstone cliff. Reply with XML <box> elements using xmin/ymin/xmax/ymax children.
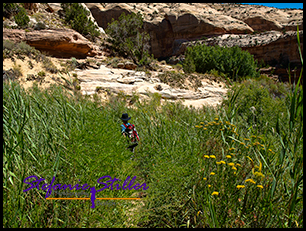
<box><xmin>3</xmin><ymin>3</ymin><xmax>303</xmax><ymax>80</ymax></box>
<box><xmin>3</xmin><ymin>28</ymin><xmax>94</xmax><ymax>58</ymax></box>
<box><xmin>85</xmin><ymin>3</ymin><xmax>303</xmax><ymax>60</ymax></box>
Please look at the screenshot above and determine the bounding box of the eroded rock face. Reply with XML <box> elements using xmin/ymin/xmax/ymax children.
<box><xmin>3</xmin><ymin>28</ymin><xmax>93</xmax><ymax>58</ymax></box>
<box><xmin>208</xmin><ymin>3</ymin><xmax>303</xmax><ymax>32</ymax></box>
<box><xmin>85</xmin><ymin>3</ymin><xmax>254</xmax><ymax>58</ymax></box>
<box><xmin>85</xmin><ymin>3</ymin><xmax>302</xmax><ymax>59</ymax></box>
<box><xmin>175</xmin><ymin>30</ymin><xmax>303</xmax><ymax>68</ymax></box>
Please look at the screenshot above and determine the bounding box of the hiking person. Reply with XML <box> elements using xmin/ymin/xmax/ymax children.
<box><xmin>120</xmin><ymin>113</ymin><xmax>139</xmax><ymax>152</ymax></box>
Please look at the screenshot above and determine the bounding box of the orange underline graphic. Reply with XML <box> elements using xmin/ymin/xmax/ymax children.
<box><xmin>46</xmin><ymin>198</ymin><xmax>141</xmax><ymax>200</ymax></box>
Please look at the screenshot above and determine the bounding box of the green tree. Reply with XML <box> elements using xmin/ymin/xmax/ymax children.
<box><xmin>14</xmin><ymin>6</ymin><xmax>29</xmax><ymax>28</ymax></box>
<box><xmin>3</xmin><ymin>3</ymin><xmax>19</xmax><ymax>18</ymax></box>
<box><xmin>3</xmin><ymin>3</ymin><xmax>29</xmax><ymax>28</ymax></box>
<box><xmin>61</xmin><ymin>3</ymin><xmax>100</xmax><ymax>41</ymax></box>
<box><xmin>183</xmin><ymin>44</ymin><xmax>259</xmax><ymax>80</ymax></box>
<box><xmin>105</xmin><ymin>12</ymin><xmax>153</xmax><ymax>67</ymax></box>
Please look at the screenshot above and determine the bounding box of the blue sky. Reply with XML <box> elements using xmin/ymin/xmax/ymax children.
<box><xmin>240</xmin><ymin>3</ymin><xmax>303</xmax><ymax>9</ymax></box>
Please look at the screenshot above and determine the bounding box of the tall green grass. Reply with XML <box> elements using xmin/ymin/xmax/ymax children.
<box><xmin>3</xmin><ymin>82</ymin><xmax>142</xmax><ymax>227</ymax></box>
<box><xmin>3</xmin><ymin>29</ymin><xmax>303</xmax><ymax>228</ymax></box>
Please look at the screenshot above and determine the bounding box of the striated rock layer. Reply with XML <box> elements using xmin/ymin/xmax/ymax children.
<box><xmin>85</xmin><ymin>3</ymin><xmax>303</xmax><ymax>59</ymax></box>
<box><xmin>3</xmin><ymin>28</ymin><xmax>94</xmax><ymax>58</ymax></box>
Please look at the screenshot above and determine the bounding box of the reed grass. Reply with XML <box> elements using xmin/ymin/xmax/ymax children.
<box><xmin>3</xmin><ymin>28</ymin><xmax>302</xmax><ymax>228</ymax></box>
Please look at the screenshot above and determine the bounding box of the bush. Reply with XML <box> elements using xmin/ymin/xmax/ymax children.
<box><xmin>61</xmin><ymin>3</ymin><xmax>100</xmax><ymax>41</ymax></box>
<box><xmin>3</xmin><ymin>3</ymin><xmax>29</xmax><ymax>28</ymax></box>
<box><xmin>3</xmin><ymin>3</ymin><xmax>19</xmax><ymax>18</ymax></box>
<box><xmin>14</xmin><ymin>6</ymin><xmax>29</xmax><ymax>28</ymax></box>
<box><xmin>105</xmin><ymin>12</ymin><xmax>153</xmax><ymax>67</ymax></box>
<box><xmin>222</xmin><ymin>77</ymin><xmax>289</xmax><ymax>133</ymax></box>
<box><xmin>3</xmin><ymin>40</ymin><xmax>41</xmax><ymax>60</ymax></box>
<box><xmin>183</xmin><ymin>44</ymin><xmax>259</xmax><ymax>80</ymax></box>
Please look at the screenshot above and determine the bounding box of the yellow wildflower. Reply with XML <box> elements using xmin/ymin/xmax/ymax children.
<box><xmin>254</xmin><ymin>171</ymin><xmax>265</xmax><ymax>178</ymax></box>
<box><xmin>258</xmin><ymin>160</ymin><xmax>262</xmax><ymax>171</ymax></box>
<box><xmin>246</xmin><ymin>156</ymin><xmax>254</xmax><ymax>165</ymax></box>
<box><xmin>228</xmin><ymin>162</ymin><xmax>235</xmax><ymax>167</ymax></box>
<box><xmin>203</xmin><ymin>177</ymin><xmax>207</xmax><ymax>180</ymax></box>
<box><xmin>257</xmin><ymin>185</ymin><xmax>264</xmax><ymax>189</ymax></box>
<box><xmin>236</xmin><ymin>185</ymin><xmax>245</xmax><ymax>189</ymax></box>
<box><xmin>210</xmin><ymin>172</ymin><xmax>216</xmax><ymax>176</ymax></box>
<box><xmin>244</xmin><ymin>138</ymin><xmax>250</xmax><ymax>141</ymax></box>
<box><xmin>209</xmin><ymin>155</ymin><xmax>216</xmax><ymax>159</ymax></box>
<box><xmin>211</xmin><ymin>191</ymin><xmax>219</xmax><ymax>196</ymax></box>
<box><xmin>208</xmin><ymin>184</ymin><xmax>212</xmax><ymax>188</ymax></box>
<box><xmin>245</xmin><ymin>179</ymin><xmax>256</xmax><ymax>184</ymax></box>
<box><xmin>200</xmin><ymin>122</ymin><xmax>205</xmax><ymax>124</ymax></box>
<box><xmin>214</xmin><ymin>118</ymin><xmax>219</xmax><ymax>121</ymax></box>
<box><xmin>203</xmin><ymin>128</ymin><xmax>207</xmax><ymax>130</ymax></box>
<box><xmin>240</xmin><ymin>142</ymin><xmax>245</xmax><ymax>146</ymax></box>
<box><xmin>226</xmin><ymin>155</ymin><xmax>232</xmax><ymax>158</ymax></box>
<box><xmin>236</xmin><ymin>163</ymin><xmax>241</xmax><ymax>167</ymax></box>
<box><xmin>232</xmin><ymin>166</ymin><xmax>237</xmax><ymax>171</ymax></box>
<box><xmin>195</xmin><ymin>125</ymin><xmax>203</xmax><ymax>128</ymax></box>
<box><xmin>216</xmin><ymin>161</ymin><xmax>221</xmax><ymax>165</ymax></box>
<box><xmin>204</xmin><ymin>155</ymin><xmax>210</xmax><ymax>158</ymax></box>
<box><xmin>268</xmin><ymin>149</ymin><xmax>272</xmax><ymax>152</ymax></box>
<box><xmin>220</xmin><ymin>161</ymin><xmax>226</xmax><ymax>164</ymax></box>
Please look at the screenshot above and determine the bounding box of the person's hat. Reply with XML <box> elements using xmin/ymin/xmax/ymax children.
<box><xmin>120</xmin><ymin>113</ymin><xmax>131</xmax><ymax>121</ymax></box>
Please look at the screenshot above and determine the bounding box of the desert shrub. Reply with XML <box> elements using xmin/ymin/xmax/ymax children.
<box><xmin>3</xmin><ymin>40</ymin><xmax>41</xmax><ymax>59</ymax></box>
<box><xmin>183</xmin><ymin>44</ymin><xmax>259</xmax><ymax>80</ymax></box>
<box><xmin>3</xmin><ymin>3</ymin><xmax>19</xmax><ymax>18</ymax></box>
<box><xmin>3</xmin><ymin>3</ymin><xmax>29</xmax><ymax>28</ymax></box>
<box><xmin>61</xmin><ymin>3</ymin><xmax>100</xmax><ymax>41</ymax></box>
<box><xmin>182</xmin><ymin>54</ymin><xmax>196</xmax><ymax>73</ymax></box>
<box><xmin>12</xmin><ymin>62</ymin><xmax>23</xmax><ymax>78</ymax></box>
<box><xmin>157</xmin><ymin>71</ymin><xmax>186</xmax><ymax>89</ymax></box>
<box><xmin>222</xmin><ymin>77</ymin><xmax>289</xmax><ymax>134</ymax></box>
<box><xmin>13</xmin><ymin>6</ymin><xmax>29</xmax><ymax>28</ymax></box>
<box><xmin>105</xmin><ymin>12</ymin><xmax>153</xmax><ymax>67</ymax></box>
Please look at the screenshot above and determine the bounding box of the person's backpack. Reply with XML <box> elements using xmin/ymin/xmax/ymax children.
<box><xmin>123</xmin><ymin>124</ymin><xmax>139</xmax><ymax>143</ymax></box>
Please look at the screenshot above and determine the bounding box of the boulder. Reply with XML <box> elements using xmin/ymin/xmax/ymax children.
<box><xmin>34</xmin><ymin>21</ymin><xmax>48</xmax><ymax>30</ymax></box>
<box><xmin>3</xmin><ymin>28</ymin><xmax>94</xmax><ymax>58</ymax></box>
<box><xmin>117</xmin><ymin>63</ymin><xmax>125</xmax><ymax>69</ymax></box>
<box><xmin>243</xmin><ymin>16</ymin><xmax>282</xmax><ymax>32</ymax></box>
<box><xmin>124</xmin><ymin>61</ymin><xmax>137</xmax><ymax>70</ymax></box>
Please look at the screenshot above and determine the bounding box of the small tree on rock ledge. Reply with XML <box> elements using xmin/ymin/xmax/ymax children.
<box><xmin>105</xmin><ymin>12</ymin><xmax>153</xmax><ymax>67</ymax></box>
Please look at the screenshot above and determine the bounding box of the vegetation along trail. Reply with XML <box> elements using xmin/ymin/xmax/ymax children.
<box><xmin>3</xmin><ymin>3</ymin><xmax>303</xmax><ymax>228</ymax></box>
